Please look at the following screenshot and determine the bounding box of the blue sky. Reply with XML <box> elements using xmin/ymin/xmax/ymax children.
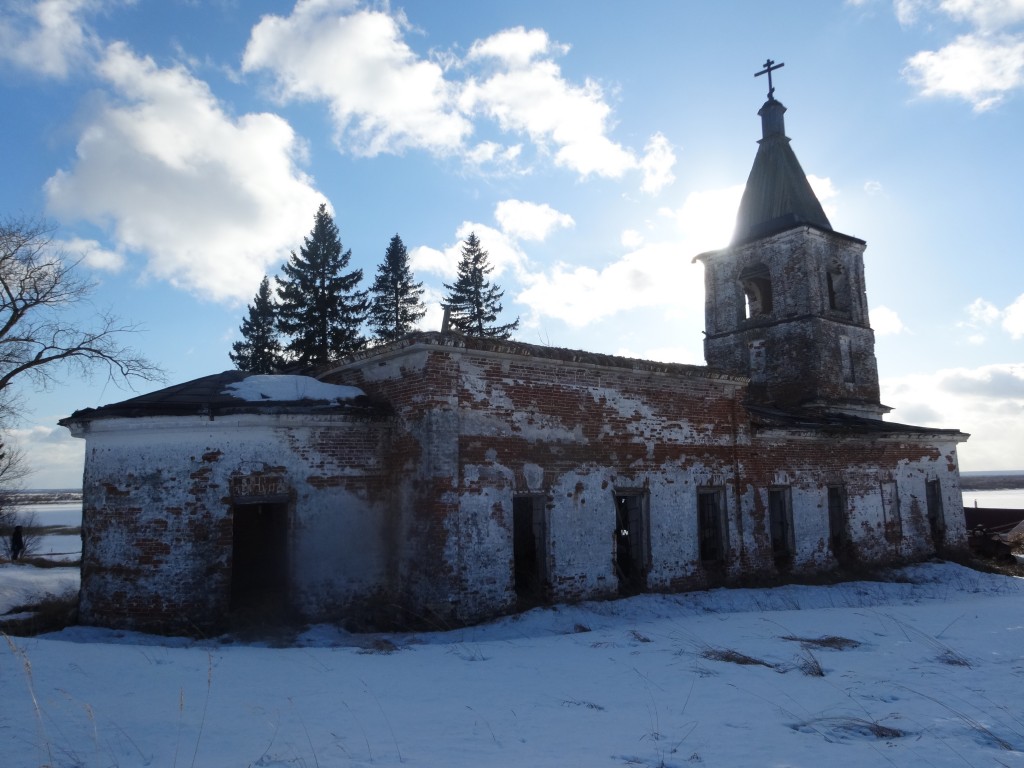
<box><xmin>2</xmin><ymin>0</ymin><xmax>1024</xmax><ymax>487</ymax></box>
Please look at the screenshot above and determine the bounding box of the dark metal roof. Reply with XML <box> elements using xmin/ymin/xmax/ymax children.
<box><xmin>731</xmin><ymin>98</ymin><xmax>833</xmax><ymax>245</ymax></box>
<box><xmin>745</xmin><ymin>402</ymin><xmax>969</xmax><ymax>440</ymax></box>
<box><xmin>60</xmin><ymin>370</ymin><xmax>380</xmax><ymax>424</ymax></box>
<box><xmin>964</xmin><ymin>507</ymin><xmax>1024</xmax><ymax>533</ymax></box>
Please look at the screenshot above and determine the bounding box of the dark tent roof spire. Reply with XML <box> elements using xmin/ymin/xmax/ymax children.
<box><xmin>731</xmin><ymin>59</ymin><xmax>832</xmax><ymax>245</ymax></box>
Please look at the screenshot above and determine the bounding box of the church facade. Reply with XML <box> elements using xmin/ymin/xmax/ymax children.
<box><xmin>61</xmin><ymin>88</ymin><xmax>968</xmax><ymax>634</ymax></box>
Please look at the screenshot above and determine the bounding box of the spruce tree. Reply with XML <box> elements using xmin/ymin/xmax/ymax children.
<box><xmin>276</xmin><ymin>203</ymin><xmax>368</xmax><ymax>365</ymax></box>
<box><xmin>367</xmin><ymin>234</ymin><xmax>426</xmax><ymax>343</ymax></box>
<box><xmin>229</xmin><ymin>275</ymin><xmax>283</xmax><ymax>373</ymax></box>
<box><xmin>443</xmin><ymin>232</ymin><xmax>519</xmax><ymax>339</ymax></box>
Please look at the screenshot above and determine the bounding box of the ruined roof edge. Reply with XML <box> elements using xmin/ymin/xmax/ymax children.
<box><xmin>745</xmin><ymin>403</ymin><xmax>969</xmax><ymax>441</ymax></box>
<box><xmin>321</xmin><ymin>331</ymin><xmax>746</xmax><ymax>384</ymax></box>
<box><xmin>693</xmin><ymin>224</ymin><xmax>866</xmax><ymax>264</ymax></box>
<box><xmin>60</xmin><ymin>369</ymin><xmax>382</xmax><ymax>425</ymax></box>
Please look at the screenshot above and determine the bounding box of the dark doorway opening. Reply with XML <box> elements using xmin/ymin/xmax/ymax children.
<box><xmin>828</xmin><ymin>485</ymin><xmax>850</xmax><ymax>562</ymax></box>
<box><xmin>768</xmin><ymin>487</ymin><xmax>795</xmax><ymax>566</ymax></box>
<box><xmin>231</xmin><ymin>502</ymin><xmax>289</xmax><ymax>621</ymax></box>
<box><xmin>615</xmin><ymin>492</ymin><xmax>648</xmax><ymax>595</ymax></box>
<box><xmin>513</xmin><ymin>495</ymin><xmax>547</xmax><ymax>605</ymax></box>
<box><xmin>926</xmin><ymin>479</ymin><xmax>946</xmax><ymax>550</ymax></box>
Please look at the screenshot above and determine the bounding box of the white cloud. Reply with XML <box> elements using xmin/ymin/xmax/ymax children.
<box><xmin>59</xmin><ymin>237</ymin><xmax>125</xmax><ymax>272</ymax></box>
<box><xmin>46</xmin><ymin>42</ymin><xmax>325</xmax><ymax>303</ymax></box>
<box><xmin>939</xmin><ymin>0</ymin><xmax>1024</xmax><ymax>32</ymax></box>
<box><xmin>1002</xmin><ymin>293</ymin><xmax>1024</xmax><ymax>338</ymax></box>
<box><xmin>461</xmin><ymin>27</ymin><xmax>638</xmax><ymax>179</ymax></box>
<box><xmin>494</xmin><ymin>200</ymin><xmax>574</xmax><ymax>242</ymax></box>
<box><xmin>959</xmin><ymin>298</ymin><xmax>1000</xmax><ymax>343</ymax></box>
<box><xmin>663</xmin><ymin>184</ymin><xmax>745</xmax><ymax>255</ymax></box>
<box><xmin>409</xmin><ymin>244</ymin><xmax>457</xmax><ymax>281</ymax></box>
<box><xmin>941</xmin><ymin>364</ymin><xmax>1024</xmax><ymax>397</ymax></box>
<box><xmin>904</xmin><ymin>33</ymin><xmax>1024</xmax><ymax>110</ymax></box>
<box><xmin>414</xmin><ymin>207</ymin><xmax>708</xmax><ymax>334</ymax></box>
<box><xmin>621</xmin><ymin>229</ymin><xmax>645</xmax><ymax>249</ymax></box>
<box><xmin>956</xmin><ymin>295</ymin><xmax>1024</xmax><ymax>341</ymax></box>
<box><xmin>245</xmin><ymin>10</ymin><xmax>661</xmax><ymax>184</ymax></box>
<box><xmin>806</xmin><ymin>174</ymin><xmax>840</xmax><ymax>221</ymax></box>
<box><xmin>0</xmin><ymin>0</ymin><xmax>113</xmax><ymax>78</ymax></box>
<box><xmin>514</xmin><ymin>183</ymin><xmax>748</xmax><ymax>332</ymax></box>
<box><xmin>894</xmin><ymin>0</ymin><xmax>932</xmax><ymax>26</ymax></box>
<box><xmin>418</xmin><ymin>285</ymin><xmax>448</xmax><ymax>332</ymax></box>
<box><xmin>411</xmin><ymin>223</ymin><xmax>526</xmax><ymax>330</ymax></box>
<box><xmin>882</xmin><ymin>363</ymin><xmax>1024</xmax><ymax>470</ymax></box>
<box><xmin>466</xmin><ymin>25</ymin><xmax>567</xmax><ymax>67</ymax></box>
<box><xmin>516</xmin><ymin>241</ymin><xmax>705</xmax><ymax>328</ymax></box>
<box><xmin>243</xmin><ymin>1</ymin><xmax>471</xmax><ymax>156</ymax></box>
<box><xmin>871</xmin><ymin>306</ymin><xmax>907</xmax><ymax>335</ymax></box>
<box><xmin>639</xmin><ymin>132</ymin><xmax>676</xmax><ymax>196</ymax></box>
<box><xmin>8</xmin><ymin>425</ymin><xmax>85</xmax><ymax>489</ymax></box>
<box><xmin>966</xmin><ymin>297</ymin><xmax>1001</xmax><ymax>326</ymax></box>
<box><xmin>411</xmin><ymin>222</ymin><xmax>526</xmax><ymax>282</ymax></box>
<box><xmin>464</xmin><ymin>141</ymin><xmax>523</xmax><ymax>172</ymax></box>
<box><xmin>864</xmin><ymin>180</ymin><xmax>884</xmax><ymax>195</ymax></box>
<box><xmin>897</xmin><ymin>1</ymin><xmax>1024</xmax><ymax>110</ymax></box>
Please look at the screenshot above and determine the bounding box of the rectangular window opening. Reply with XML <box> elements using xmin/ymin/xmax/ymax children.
<box><xmin>768</xmin><ymin>487</ymin><xmax>795</xmax><ymax>562</ymax></box>
<box><xmin>926</xmin><ymin>479</ymin><xmax>946</xmax><ymax>549</ymax></box>
<box><xmin>698</xmin><ymin>488</ymin><xmax>728</xmax><ymax>565</ymax></box>
<box><xmin>881</xmin><ymin>480</ymin><xmax>903</xmax><ymax>548</ymax></box>
<box><xmin>827</xmin><ymin>485</ymin><xmax>848</xmax><ymax>560</ymax></box>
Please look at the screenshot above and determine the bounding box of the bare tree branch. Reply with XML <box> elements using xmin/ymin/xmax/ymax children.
<box><xmin>0</xmin><ymin>215</ymin><xmax>165</xmax><ymax>486</ymax></box>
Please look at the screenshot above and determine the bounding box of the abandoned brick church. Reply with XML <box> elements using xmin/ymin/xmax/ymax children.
<box><xmin>62</xmin><ymin>82</ymin><xmax>968</xmax><ymax>634</ymax></box>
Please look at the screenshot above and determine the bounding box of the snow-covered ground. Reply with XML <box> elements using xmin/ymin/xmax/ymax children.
<box><xmin>0</xmin><ymin>563</ymin><xmax>78</xmax><ymax>617</ymax></box>
<box><xmin>2</xmin><ymin>561</ymin><xmax>1023</xmax><ymax>767</ymax></box>
<box><xmin>963</xmin><ymin>488</ymin><xmax>1024</xmax><ymax>510</ymax></box>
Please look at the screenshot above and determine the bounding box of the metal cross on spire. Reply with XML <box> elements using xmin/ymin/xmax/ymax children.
<box><xmin>755</xmin><ymin>58</ymin><xmax>785</xmax><ymax>100</ymax></box>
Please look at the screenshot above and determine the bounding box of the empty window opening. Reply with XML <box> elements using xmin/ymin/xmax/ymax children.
<box><xmin>614</xmin><ymin>492</ymin><xmax>649</xmax><ymax>595</ymax></box>
<box><xmin>513</xmin><ymin>495</ymin><xmax>548</xmax><ymax>604</ymax></box>
<box><xmin>768</xmin><ymin>487</ymin><xmax>795</xmax><ymax>562</ymax></box>
<box><xmin>827</xmin><ymin>264</ymin><xmax>851</xmax><ymax>313</ymax></box>
<box><xmin>827</xmin><ymin>485</ymin><xmax>849</xmax><ymax>560</ymax></box>
<box><xmin>926</xmin><ymin>480</ymin><xmax>946</xmax><ymax>549</ymax></box>
<box><xmin>742</xmin><ymin>278</ymin><xmax>773</xmax><ymax>319</ymax></box>
<box><xmin>880</xmin><ymin>480</ymin><xmax>903</xmax><ymax>549</ymax></box>
<box><xmin>231</xmin><ymin>502</ymin><xmax>289</xmax><ymax>617</ymax></box>
<box><xmin>739</xmin><ymin>264</ymin><xmax>773</xmax><ymax>320</ymax></box>
<box><xmin>698</xmin><ymin>488</ymin><xmax>728</xmax><ymax>565</ymax></box>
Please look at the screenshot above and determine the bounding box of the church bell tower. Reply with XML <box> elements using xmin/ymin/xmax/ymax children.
<box><xmin>695</xmin><ymin>61</ymin><xmax>886</xmax><ymax>418</ymax></box>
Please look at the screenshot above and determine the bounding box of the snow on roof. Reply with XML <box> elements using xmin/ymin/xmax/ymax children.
<box><xmin>223</xmin><ymin>375</ymin><xmax>364</xmax><ymax>403</ymax></box>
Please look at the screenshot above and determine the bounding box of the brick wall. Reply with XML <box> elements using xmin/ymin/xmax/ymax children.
<box><xmin>330</xmin><ymin>335</ymin><xmax>966</xmax><ymax>626</ymax></box>
<box><xmin>700</xmin><ymin>226</ymin><xmax>883</xmax><ymax>411</ymax></box>
<box><xmin>72</xmin><ymin>333</ymin><xmax>966</xmax><ymax>634</ymax></box>
<box><xmin>77</xmin><ymin>412</ymin><xmax>392</xmax><ymax>633</ymax></box>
